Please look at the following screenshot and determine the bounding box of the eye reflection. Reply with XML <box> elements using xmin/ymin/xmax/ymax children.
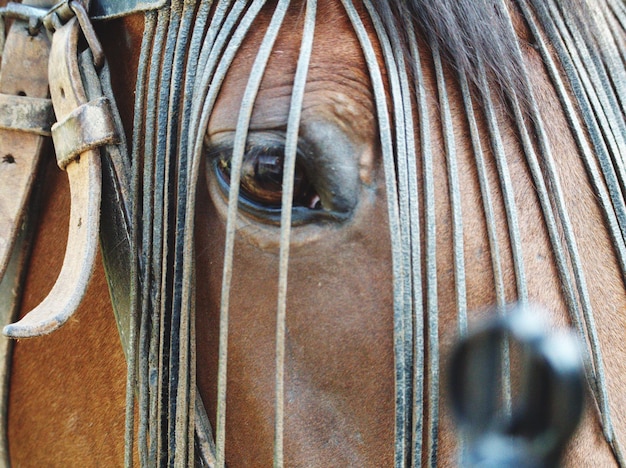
<box><xmin>216</xmin><ymin>145</ymin><xmax>322</xmax><ymax>210</ymax></box>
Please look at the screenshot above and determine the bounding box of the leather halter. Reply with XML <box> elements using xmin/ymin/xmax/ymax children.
<box><xmin>0</xmin><ymin>1</ymin><xmax>136</xmax><ymax>458</ymax></box>
<box><xmin>0</xmin><ymin>1</ymin><xmax>125</xmax><ymax>341</ymax></box>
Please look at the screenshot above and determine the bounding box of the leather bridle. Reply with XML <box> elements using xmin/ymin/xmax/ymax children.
<box><xmin>0</xmin><ymin>0</ymin><xmax>157</xmax><ymax>464</ymax></box>
<box><xmin>0</xmin><ymin>1</ymin><xmax>625</xmax><ymax>467</ymax></box>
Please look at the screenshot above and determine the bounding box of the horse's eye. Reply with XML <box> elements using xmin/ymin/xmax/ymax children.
<box><xmin>216</xmin><ymin>146</ymin><xmax>321</xmax><ymax>210</ymax></box>
<box><xmin>206</xmin><ymin>134</ymin><xmax>357</xmax><ymax>225</ymax></box>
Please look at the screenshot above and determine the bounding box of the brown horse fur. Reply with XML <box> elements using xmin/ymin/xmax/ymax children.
<box><xmin>3</xmin><ymin>0</ymin><xmax>625</xmax><ymax>465</ymax></box>
<box><xmin>6</xmin><ymin>158</ymin><xmax>129</xmax><ymax>466</ymax></box>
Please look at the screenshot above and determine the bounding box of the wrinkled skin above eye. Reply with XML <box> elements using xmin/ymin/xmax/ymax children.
<box><xmin>203</xmin><ymin>3</ymin><xmax>377</xmax><ymax>232</ymax></box>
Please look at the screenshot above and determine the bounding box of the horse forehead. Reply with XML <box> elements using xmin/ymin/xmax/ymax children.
<box><xmin>209</xmin><ymin>1</ymin><xmax>374</xmax><ymax>138</ymax></box>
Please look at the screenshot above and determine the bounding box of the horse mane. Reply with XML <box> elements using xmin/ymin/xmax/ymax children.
<box><xmin>373</xmin><ymin>0</ymin><xmax>596</xmax><ymax>99</ymax></box>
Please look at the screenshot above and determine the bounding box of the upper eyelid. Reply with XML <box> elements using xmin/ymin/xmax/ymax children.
<box><xmin>204</xmin><ymin>144</ymin><xmax>227</xmax><ymax>162</ymax></box>
<box><xmin>204</xmin><ymin>130</ymin><xmax>318</xmax><ymax>164</ymax></box>
<box><xmin>206</xmin><ymin>130</ymin><xmax>287</xmax><ymax>151</ymax></box>
<box><xmin>205</xmin><ymin>141</ymin><xmax>321</xmax><ymax>190</ymax></box>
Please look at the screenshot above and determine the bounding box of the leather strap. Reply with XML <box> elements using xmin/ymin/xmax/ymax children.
<box><xmin>0</xmin><ymin>188</ymin><xmax>41</xmax><ymax>467</ymax></box>
<box><xmin>89</xmin><ymin>0</ymin><xmax>166</xmax><ymax>20</ymax></box>
<box><xmin>4</xmin><ymin>13</ymin><xmax>104</xmax><ymax>337</ymax></box>
<box><xmin>52</xmin><ymin>95</ymin><xmax>117</xmax><ymax>169</ymax></box>
<box><xmin>0</xmin><ymin>2</ymin><xmax>55</xmax><ymax>464</ymax></box>
<box><xmin>0</xmin><ymin>93</ymin><xmax>54</xmax><ymax>136</ymax></box>
<box><xmin>79</xmin><ymin>49</ymin><xmax>133</xmax><ymax>356</ymax></box>
<box><xmin>0</xmin><ymin>15</ymin><xmax>51</xmax><ymax>286</ymax></box>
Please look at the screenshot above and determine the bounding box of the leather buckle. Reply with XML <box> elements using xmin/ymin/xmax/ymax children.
<box><xmin>43</xmin><ymin>1</ymin><xmax>104</xmax><ymax>69</ymax></box>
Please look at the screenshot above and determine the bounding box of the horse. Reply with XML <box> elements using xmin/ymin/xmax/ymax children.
<box><xmin>0</xmin><ymin>0</ymin><xmax>625</xmax><ymax>466</ymax></box>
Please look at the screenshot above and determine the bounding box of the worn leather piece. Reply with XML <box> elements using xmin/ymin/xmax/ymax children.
<box><xmin>0</xmin><ymin>19</ymin><xmax>50</xmax><ymax>286</ymax></box>
<box><xmin>52</xmin><ymin>95</ymin><xmax>117</xmax><ymax>168</ymax></box>
<box><xmin>77</xmin><ymin>48</ymin><xmax>133</xmax><ymax>356</ymax></box>
<box><xmin>0</xmin><ymin>183</ymin><xmax>42</xmax><ymax>467</ymax></box>
<box><xmin>90</xmin><ymin>0</ymin><xmax>166</xmax><ymax>20</ymax></box>
<box><xmin>3</xmin><ymin>17</ymin><xmax>102</xmax><ymax>338</ymax></box>
<box><xmin>0</xmin><ymin>93</ymin><xmax>54</xmax><ymax>136</ymax></box>
<box><xmin>0</xmin><ymin>2</ymin><xmax>56</xmax><ymax>464</ymax></box>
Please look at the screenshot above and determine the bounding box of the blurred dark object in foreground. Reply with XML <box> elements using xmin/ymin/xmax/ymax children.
<box><xmin>449</xmin><ymin>305</ymin><xmax>585</xmax><ymax>467</ymax></box>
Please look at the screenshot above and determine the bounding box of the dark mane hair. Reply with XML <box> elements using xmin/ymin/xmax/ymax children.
<box><xmin>373</xmin><ymin>0</ymin><xmax>596</xmax><ymax>99</ymax></box>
